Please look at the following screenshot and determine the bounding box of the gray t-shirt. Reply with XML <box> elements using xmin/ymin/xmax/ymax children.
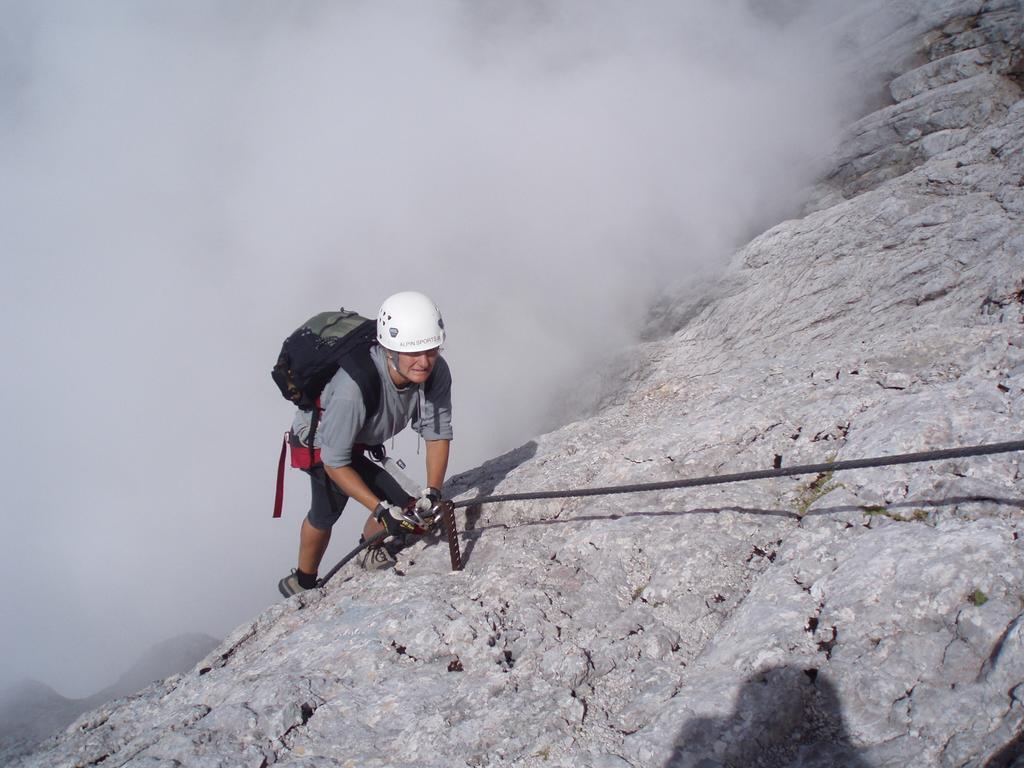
<box><xmin>291</xmin><ymin>345</ymin><xmax>453</xmax><ymax>468</ymax></box>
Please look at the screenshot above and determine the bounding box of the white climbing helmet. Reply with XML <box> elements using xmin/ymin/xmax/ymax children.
<box><xmin>376</xmin><ymin>291</ymin><xmax>446</xmax><ymax>352</ymax></box>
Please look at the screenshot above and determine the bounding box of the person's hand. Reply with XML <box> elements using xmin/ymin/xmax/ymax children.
<box><xmin>374</xmin><ymin>502</ymin><xmax>425</xmax><ymax>536</ymax></box>
<box><xmin>415</xmin><ymin>487</ymin><xmax>442</xmax><ymax>514</ymax></box>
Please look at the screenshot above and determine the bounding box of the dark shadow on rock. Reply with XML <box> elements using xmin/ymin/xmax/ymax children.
<box><xmin>442</xmin><ymin>493</ymin><xmax>1024</xmax><ymax>552</ymax></box>
<box><xmin>491</xmin><ymin>506</ymin><xmax>800</xmax><ymax>533</ymax></box>
<box><xmin>446</xmin><ymin>441</ymin><xmax>538</xmax><ymax>566</ymax></box>
<box><xmin>984</xmin><ymin>728</ymin><xmax>1024</xmax><ymax>767</ymax></box>
<box><xmin>456</xmin><ymin>505</ymin><xmax>800</xmax><ymax>539</ymax></box>
<box><xmin>802</xmin><ymin>495</ymin><xmax>1024</xmax><ymax>519</ymax></box>
<box><xmin>497</xmin><ymin>494</ymin><xmax>1024</xmax><ymax>532</ymax></box>
<box><xmin>666</xmin><ymin>666</ymin><xmax>870</xmax><ymax>768</ymax></box>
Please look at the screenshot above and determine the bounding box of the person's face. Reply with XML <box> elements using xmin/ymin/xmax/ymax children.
<box><xmin>394</xmin><ymin>347</ymin><xmax>440</xmax><ymax>384</ymax></box>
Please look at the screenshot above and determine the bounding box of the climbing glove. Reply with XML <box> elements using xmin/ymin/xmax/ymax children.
<box><xmin>415</xmin><ymin>486</ymin><xmax>442</xmax><ymax>513</ymax></box>
<box><xmin>375</xmin><ymin>501</ymin><xmax>427</xmax><ymax>536</ymax></box>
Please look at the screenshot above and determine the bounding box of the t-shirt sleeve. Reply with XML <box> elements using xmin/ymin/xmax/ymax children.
<box><xmin>318</xmin><ymin>378</ymin><xmax>368</xmax><ymax>468</ymax></box>
<box><xmin>413</xmin><ymin>356</ymin><xmax>454</xmax><ymax>441</ymax></box>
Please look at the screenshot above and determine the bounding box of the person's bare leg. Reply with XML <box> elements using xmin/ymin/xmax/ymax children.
<box><xmin>298</xmin><ymin>518</ymin><xmax>331</xmax><ymax>575</ymax></box>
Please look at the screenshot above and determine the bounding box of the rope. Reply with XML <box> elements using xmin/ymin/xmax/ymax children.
<box><xmin>451</xmin><ymin>438</ymin><xmax>1024</xmax><ymax>508</ymax></box>
<box><xmin>317</xmin><ymin>531</ymin><xmax>386</xmax><ymax>588</ymax></box>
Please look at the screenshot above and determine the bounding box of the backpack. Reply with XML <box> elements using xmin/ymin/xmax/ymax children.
<box><xmin>271</xmin><ymin>308</ymin><xmax>380</xmax><ymax>411</ymax></box>
<box><xmin>271</xmin><ymin>309</ymin><xmax>380</xmax><ymax>517</ymax></box>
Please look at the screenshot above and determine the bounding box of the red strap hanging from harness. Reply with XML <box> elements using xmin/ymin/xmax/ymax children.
<box><xmin>273</xmin><ymin>432</ymin><xmax>288</xmax><ymax>518</ymax></box>
<box><xmin>273</xmin><ymin>399</ymin><xmax>323</xmax><ymax>518</ymax></box>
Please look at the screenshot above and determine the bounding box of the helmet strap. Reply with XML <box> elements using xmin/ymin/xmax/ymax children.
<box><xmin>386</xmin><ymin>349</ymin><xmax>413</xmax><ymax>388</ymax></box>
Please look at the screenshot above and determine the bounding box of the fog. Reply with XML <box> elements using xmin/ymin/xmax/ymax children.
<box><xmin>1</xmin><ymin>1</ymin><xmax>858</xmax><ymax>697</ymax></box>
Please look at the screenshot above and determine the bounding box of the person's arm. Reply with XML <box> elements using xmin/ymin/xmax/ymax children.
<box><xmin>329</xmin><ymin>463</ymin><xmax>404</xmax><ymax>542</ymax></box>
<box><xmin>425</xmin><ymin>439</ymin><xmax>450</xmax><ymax>493</ymax></box>
<box><xmin>325</xmin><ymin>464</ymin><xmax>380</xmax><ymax>513</ymax></box>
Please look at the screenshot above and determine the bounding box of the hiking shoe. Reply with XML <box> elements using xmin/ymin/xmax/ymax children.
<box><xmin>385</xmin><ymin>532</ymin><xmax>411</xmax><ymax>553</ymax></box>
<box><xmin>278</xmin><ymin>570</ymin><xmax>309</xmax><ymax>598</ymax></box>
<box><xmin>359</xmin><ymin>545</ymin><xmax>397</xmax><ymax>571</ymax></box>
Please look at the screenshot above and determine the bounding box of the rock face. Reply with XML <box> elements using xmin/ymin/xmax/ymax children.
<box><xmin>13</xmin><ymin>3</ymin><xmax>1024</xmax><ymax>767</ymax></box>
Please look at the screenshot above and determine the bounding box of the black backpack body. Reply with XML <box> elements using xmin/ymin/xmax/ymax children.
<box><xmin>271</xmin><ymin>309</ymin><xmax>381</xmax><ymax>416</ymax></box>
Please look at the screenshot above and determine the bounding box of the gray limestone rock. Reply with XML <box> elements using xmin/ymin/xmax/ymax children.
<box><xmin>12</xmin><ymin>3</ymin><xmax>1024</xmax><ymax>767</ymax></box>
<box><xmin>821</xmin><ymin>73</ymin><xmax>1020</xmax><ymax>202</ymax></box>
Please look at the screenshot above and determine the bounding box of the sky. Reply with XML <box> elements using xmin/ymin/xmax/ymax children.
<box><xmin>0</xmin><ymin>0</ymin><xmax>863</xmax><ymax>697</ymax></box>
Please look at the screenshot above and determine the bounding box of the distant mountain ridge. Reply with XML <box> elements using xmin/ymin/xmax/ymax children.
<box><xmin>0</xmin><ymin>633</ymin><xmax>219</xmax><ymax>763</ymax></box>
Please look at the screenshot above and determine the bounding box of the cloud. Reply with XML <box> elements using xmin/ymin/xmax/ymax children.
<box><xmin>0</xmin><ymin>0</ymin><xmax>858</xmax><ymax>696</ymax></box>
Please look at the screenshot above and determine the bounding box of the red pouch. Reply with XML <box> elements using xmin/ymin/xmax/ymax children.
<box><xmin>288</xmin><ymin>430</ymin><xmax>321</xmax><ymax>470</ymax></box>
<box><xmin>273</xmin><ymin>430</ymin><xmax>322</xmax><ymax>518</ymax></box>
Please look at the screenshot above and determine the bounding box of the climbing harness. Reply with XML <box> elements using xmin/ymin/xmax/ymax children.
<box><xmin>315</xmin><ymin>438</ymin><xmax>1024</xmax><ymax>588</ymax></box>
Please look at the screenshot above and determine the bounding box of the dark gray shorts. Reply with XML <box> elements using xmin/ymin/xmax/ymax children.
<box><xmin>306</xmin><ymin>453</ymin><xmax>414</xmax><ymax>531</ymax></box>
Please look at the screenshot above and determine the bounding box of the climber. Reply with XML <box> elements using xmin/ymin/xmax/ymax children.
<box><xmin>278</xmin><ymin>291</ymin><xmax>454</xmax><ymax>597</ymax></box>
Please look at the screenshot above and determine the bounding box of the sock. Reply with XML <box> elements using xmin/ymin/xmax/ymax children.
<box><xmin>296</xmin><ymin>568</ymin><xmax>318</xmax><ymax>589</ymax></box>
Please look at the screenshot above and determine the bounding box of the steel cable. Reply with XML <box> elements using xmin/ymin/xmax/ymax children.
<box><xmin>451</xmin><ymin>439</ymin><xmax>1024</xmax><ymax>508</ymax></box>
<box><xmin>318</xmin><ymin>439</ymin><xmax>1024</xmax><ymax>586</ymax></box>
